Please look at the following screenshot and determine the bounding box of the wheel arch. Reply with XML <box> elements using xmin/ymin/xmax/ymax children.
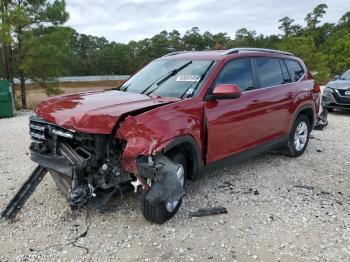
<box><xmin>163</xmin><ymin>135</ymin><xmax>203</xmax><ymax>180</ymax></box>
<box><xmin>289</xmin><ymin>105</ymin><xmax>316</xmax><ymax>134</ymax></box>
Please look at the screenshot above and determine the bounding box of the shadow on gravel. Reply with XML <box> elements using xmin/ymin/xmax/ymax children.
<box><xmin>329</xmin><ymin>110</ymin><xmax>350</xmax><ymax>116</ymax></box>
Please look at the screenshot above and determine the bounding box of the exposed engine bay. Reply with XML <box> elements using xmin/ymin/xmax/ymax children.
<box><xmin>27</xmin><ymin>115</ymin><xmax>184</xmax><ymax>211</ymax></box>
<box><xmin>29</xmin><ymin>115</ymin><xmax>135</xmax><ymax>207</ymax></box>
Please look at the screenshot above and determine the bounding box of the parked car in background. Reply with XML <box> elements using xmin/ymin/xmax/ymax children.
<box><xmin>322</xmin><ymin>69</ymin><xmax>350</xmax><ymax>111</ymax></box>
<box><xmin>27</xmin><ymin>48</ymin><xmax>320</xmax><ymax>224</ymax></box>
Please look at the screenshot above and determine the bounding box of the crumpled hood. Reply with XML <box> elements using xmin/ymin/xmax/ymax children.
<box><xmin>35</xmin><ymin>90</ymin><xmax>180</xmax><ymax>134</ymax></box>
<box><xmin>326</xmin><ymin>80</ymin><xmax>350</xmax><ymax>90</ymax></box>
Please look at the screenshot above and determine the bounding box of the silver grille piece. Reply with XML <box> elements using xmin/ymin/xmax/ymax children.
<box><xmin>29</xmin><ymin>115</ymin><xmax>74</xmax><ymax>140</ymax></box>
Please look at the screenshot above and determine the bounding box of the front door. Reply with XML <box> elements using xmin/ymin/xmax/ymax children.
<box><xmin>204</xmin><ymin>57</ymin><xmax>264</xmax><ymax>163</ymax></box>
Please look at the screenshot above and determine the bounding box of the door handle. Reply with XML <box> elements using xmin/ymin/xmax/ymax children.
<box><xmin>287</xmin><ymin>92</ymin><xmax>293</xmax><ymax>99</ymax></box>
<box><xmin>251</xmin><ymin>99</ymin><xmax>260</xmax><ymax>104</ymax></box>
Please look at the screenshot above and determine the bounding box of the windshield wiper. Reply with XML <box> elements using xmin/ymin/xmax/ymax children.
<box><xmin>180</xmin><ymin>61</ymin><xmax>214</xmax><ymax>99</ymax></box>
<box><xmin>144</xmin><ymin>61</ymin><xmax>193</xmax><ymax>95</ymax></box>
<box><xmin>118</xmin><ymin>83</ymin><xmax>130</xmax><ymax>91</ymax></box>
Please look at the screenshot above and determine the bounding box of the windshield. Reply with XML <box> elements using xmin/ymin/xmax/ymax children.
<box><xmin>340</xmin><ymin>69</ymin><xmax>350</xmax><ymax>80</ymax></box>
<box><xmin>120</xmin><ymin>59</ymin><xmax>214</xmax><ymax>98</ymax></box>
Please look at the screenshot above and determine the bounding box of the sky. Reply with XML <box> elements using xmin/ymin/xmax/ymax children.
<box><xmin>65</xmin><ymin>0</ymin><xmax>349</xmax><ymax>43</ymax></box>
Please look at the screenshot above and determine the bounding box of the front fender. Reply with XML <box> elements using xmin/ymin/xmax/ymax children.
<box><xmin>116</xmin><ymin>99</ymin><xmax>204</xmax><ymax>174</ymax></box>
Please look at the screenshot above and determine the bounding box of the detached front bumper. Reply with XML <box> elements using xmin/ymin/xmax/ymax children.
<box><xmin>322</xmin><ymin>89</ymin><xmax>350</xmax><ymax>110</ymax></box>
<box><xmin>30</xmin><ymin>150</ymin><xmax>75</xmax><ymax>177</ymax></box>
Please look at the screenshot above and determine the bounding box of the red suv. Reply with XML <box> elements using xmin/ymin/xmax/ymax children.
<box><xmin>29</xmin><ymin>48</ymin><xmax>320</xmax><ymax>223</ymax></box>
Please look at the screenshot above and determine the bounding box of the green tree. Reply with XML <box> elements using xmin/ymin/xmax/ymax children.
<box><xmin>338</xmin><ymin>12</ymin><xmax>350</xmax><ymax>31</ymax></box>
<box><xmin>279</xmin><ymin>17</ymin><xmax>294</xmax><ymax>36</ymax></box>
<box><xmin>20</xmin><ymin>26</ymin><xmax>72</xmax><ymax>95</ymax></box>
<box><xmin>183</xmin><ymin>27</ymin><xmax>206</xmax><ymax>50</ymax></box>
<box><xmin>317</xmin><ymin>30</ymin><xmax>350</xmax><ymax>74</ymax></box>
<box><xmin>278</xmin><ymin>16</ymin><xmax>302</xmax><ymax>36</ymax></box>
<box><xmin>233</xmin><ymin>28</ymin><xmax>257</xmax><ymax>47</ymax></box>
<box><xmin>305</xmin><ymin>4</ymin><xmax>328</xmax><ymax>30</ymax></box>
<box><xmin>278</xmin><ymin>35</ymin><xmax>316</xmax><ymax>68</ymax></box>
<box><xmin>0</xmin><ymin>0</ymin><xmax>68</xmax><ymax>109</ymax></box>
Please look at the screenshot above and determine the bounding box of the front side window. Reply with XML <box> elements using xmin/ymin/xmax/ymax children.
<box><xmin>215</xmin><ymin>58</ymin><xmax>254</xmax><ymax>91</ymax></box>
<box><xmin>285</xmin><ymin>60</ymin><xmax>305</xmax><ymax>82</ymax></box>
<box><xmin>256</xmin><ymin>58</ymin><xmax>284</xmax><ymax>88</ymax></box>
<box><xmin>120</xmin><ymin>59</ymin><xmax>214</xmax><ymax>98</ymax></box>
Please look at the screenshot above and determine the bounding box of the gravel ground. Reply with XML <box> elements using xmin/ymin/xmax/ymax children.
<box><xmin>0</xmin><ymin>110</ymin><xmax>349</xmax><ymax>262</ymax></box>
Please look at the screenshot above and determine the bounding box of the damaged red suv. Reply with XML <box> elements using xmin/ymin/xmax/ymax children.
<box><xmin>29</xmin><ymin>48</ymin><xmax>320</xmax><ymax>224</ymax></box>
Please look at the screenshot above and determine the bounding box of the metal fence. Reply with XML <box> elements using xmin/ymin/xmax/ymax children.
<box><xmin>13</xmin><ymin>75</ymin><xmax>130</xmax><ymax>84</ymax></box>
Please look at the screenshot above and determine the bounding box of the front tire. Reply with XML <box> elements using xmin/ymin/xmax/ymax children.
<box><xmin>141</xmin><ymin>151</ymin><xmax>187</xmax><ymax>224</ymax></box>
<box><xmin>284</xmin><ymin>115</ymin><xmax>310</xmax><ymax>157</ymax></box>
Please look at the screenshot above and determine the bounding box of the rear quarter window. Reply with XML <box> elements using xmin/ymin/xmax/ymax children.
<box><xmin>285</xmin><ymin>60</ymin><xmax>305</xmax><ymax>82</ymax></box>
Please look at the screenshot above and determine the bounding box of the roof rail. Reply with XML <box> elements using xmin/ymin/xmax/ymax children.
<box><xmin>162</xmin><ymin>51</ymin><xmax>189</xmax><ymax>57</ymax></box>
<box><xmin>223</xmin><ymin>48</ymin><xmax>294</xmax><ymax>56</ymax></box>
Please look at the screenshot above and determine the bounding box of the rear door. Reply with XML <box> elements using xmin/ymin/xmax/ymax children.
<box><xmin>250</xmin><ymin>57</ymin><xmax>295</xmax><ymax>143</ymax></box>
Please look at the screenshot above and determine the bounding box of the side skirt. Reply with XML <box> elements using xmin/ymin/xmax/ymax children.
<box><xmin>200</xmin><ymin>135</ymin><xmax>288</xmax><ymax>175</ymax></box>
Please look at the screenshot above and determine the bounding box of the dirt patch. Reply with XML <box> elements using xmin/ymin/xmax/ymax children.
<box><xmin>13</xmin><ymin>80</ymin><xmax>125</xmax><ymax>109</ymax></box>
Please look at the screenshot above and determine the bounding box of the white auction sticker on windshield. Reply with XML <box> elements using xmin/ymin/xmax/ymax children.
<box><xmin>176</xmin><ymin>75</ymin><xmax>201</xmax><ymax>82</ymax></box>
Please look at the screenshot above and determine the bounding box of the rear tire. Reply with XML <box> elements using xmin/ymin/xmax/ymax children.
<box><xmin>284</xmin><ymin>115</ymin><xmax>310</xmax><ymax>157</ymax></box>
<box><xmin>141</xmin><ymin>151</ymin><xmax>187</xmax><ymax>224</ymax></box>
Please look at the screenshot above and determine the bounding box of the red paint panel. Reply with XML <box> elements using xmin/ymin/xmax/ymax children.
<box><xmin>32</xmin><ymin>50</ymin><xmax>319</xmax><ymax>177</ymax></box>
<box><xmin>35</xmin><ymin>90</ymin><xmax>180</xmax><ymax>134</ymax></box>
<box><xmin>116</xmin><ymin>98</ymin><xmax>204</xmax><ymax>173</ymax></box>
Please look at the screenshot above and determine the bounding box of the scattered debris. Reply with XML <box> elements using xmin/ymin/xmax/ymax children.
<box><xmin>60</xmin><ymin>207</ymin><xmax>82</xmax><ymax>222</ymax></box>
<box><xmin>314</xmin><ymin>108</ymin><xmax>328</xmax><ymax>130</ymax></box>
<box><xmin>293</xmin><ymin>185</ymin><xmax>315</xmax><ymax>190</ymax></box>
<box><xmin>1</xmin><ymin>166</ymin><xmax>47</xmax><ymax>221</ymax></box>
<box><xmin>189</xmin><ymin>206</ymin><xmax>228</xmax><ymax>218</ymax></box>
<box><xmin>310</xmin><ymin>135</ymin><xmax>323</xmax><ymax>141</ymax></box>
<box><xmin>243</xmin><ymin>188</ymin><xmax>260</xmax><ymax>195</ymax></box>
<box><xmin>29</xmin><ymin>208</ymin><xmax>91</xmax><ymax>255</ymax></box>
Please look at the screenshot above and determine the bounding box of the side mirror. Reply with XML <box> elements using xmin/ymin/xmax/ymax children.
<box><xmin>334</xmin><ymin>75</ymin><xmax>339</xmax><ymax>80</ymax></box>
<box><xmin>208</xmin><ymin>84</ymin><xmax>242</xmax><ymax>100</ymax></box>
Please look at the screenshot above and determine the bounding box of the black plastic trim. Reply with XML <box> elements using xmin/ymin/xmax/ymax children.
<box><xmin>30</xmin><ymin>150</ymin><xmax>74</xmax><ymax>176</ymax></box>
<box><xmin>200</xmin><ymin>135</ymin><xmax>288</xmax><ymax>175</ymax></box>
<box><xmin>163</xmin><ymin>135</ymin><xmax>203</xmax><ymax>179</ymax></box>
<box><xmin>291</xmin><ymin>104</ymin><xmax>316</xmax><ymax>131</ymax></box>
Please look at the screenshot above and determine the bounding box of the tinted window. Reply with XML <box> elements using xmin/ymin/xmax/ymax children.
<box><xmin>340</xmin><ymin>69</ymin><xmax>350</xmax><ymax>80</ymax></box>
<box><xmin>285</xmin><ymin>60</ymin><xmax>304</xmax><ymax>82</ymax></box>
<box><xmin>215</xmin><ymin>58</ymin><xmax>253</xmax><ymax>91</ymax></box>
<box><xmin>256</xmin><ymin>58</ymin><xmax>284</xmax><ymax>88</ymax></box>
<box><xmin>279</xmin><ymin>60</ymin><xmax>291</xmax><ymax>83</ymax></box>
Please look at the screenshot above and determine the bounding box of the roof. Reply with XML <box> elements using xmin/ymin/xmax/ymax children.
<box><xmin>160</xmin><ymin>48</ymin><xmax>294</xmax><ymax>60</ymax></box>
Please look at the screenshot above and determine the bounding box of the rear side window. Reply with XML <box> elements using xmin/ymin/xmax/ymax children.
<box><xmin>279</xmin><ymin>60</ymin><xmax>291</xmax><ymax>83</ymax></box>
<box><xmin>285</xmin><ymin>60</ymin><xmax>304</xmax><ymax>82</ymax></box>
<box><xmin>215</xmin><ymin>58</ymin><xmax>254</xmax><ymax>91</ymax></box>
<box><xmin>256</xmin><ymin>58</ymin><xmax>284</xmax><ymax>88</ymax></box>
